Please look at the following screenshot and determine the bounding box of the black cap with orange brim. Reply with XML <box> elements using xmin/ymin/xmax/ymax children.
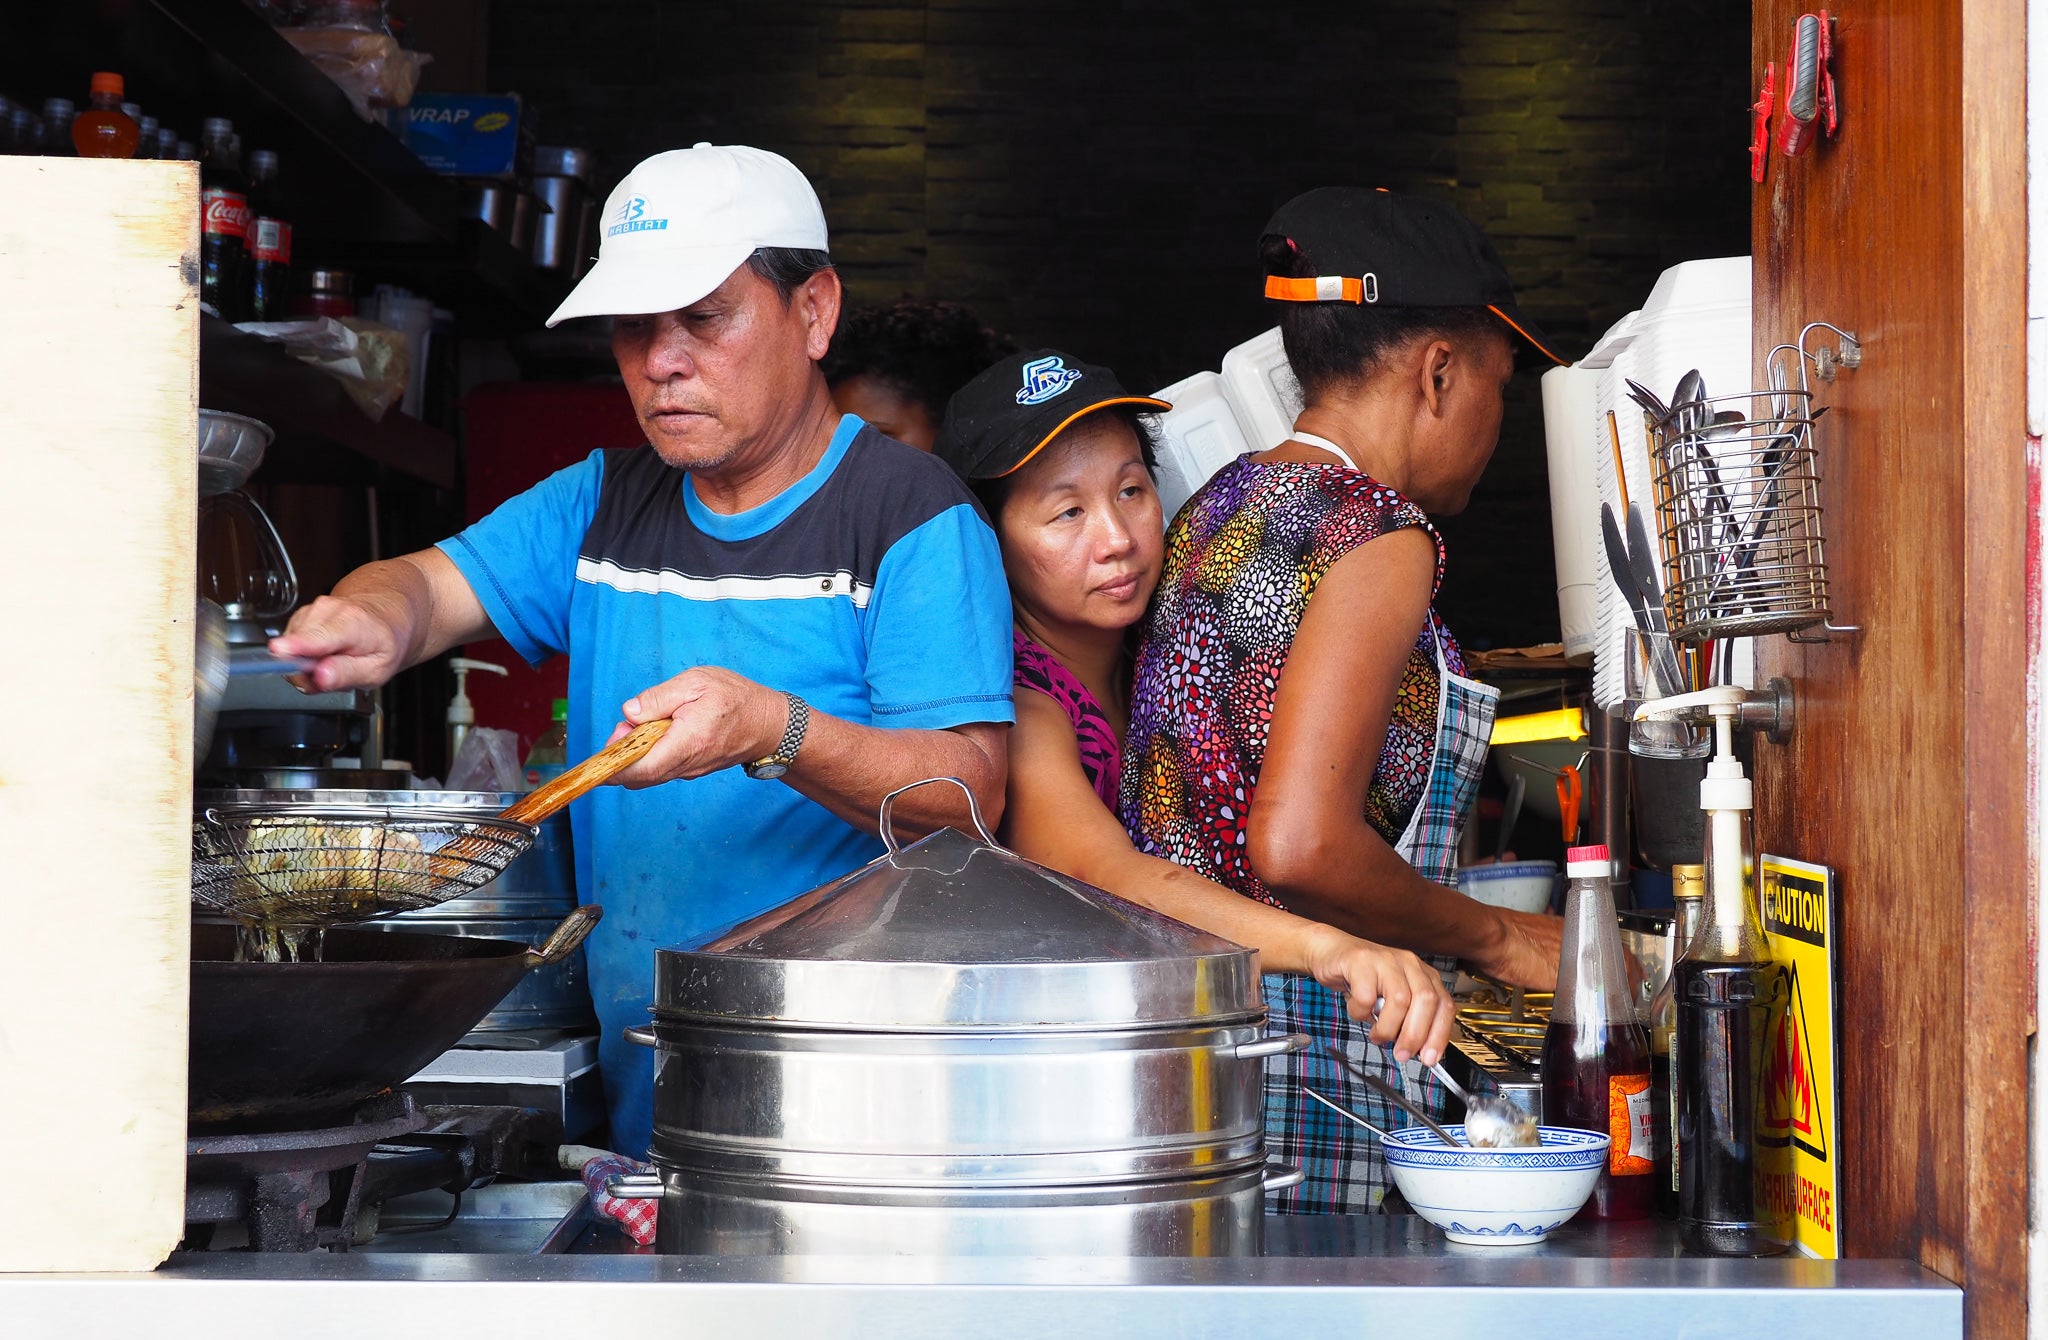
<box><xmin>933</xmin><ymin>349</ymin><xmax>1171</xmax><ymax>481</ymax></box>
<box><xmin>1260</xmin><ymin>186</ymin><xmax>1566</xmax><ymax>365</ymax></box>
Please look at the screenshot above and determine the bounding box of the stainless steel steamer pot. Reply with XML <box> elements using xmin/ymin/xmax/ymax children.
<box><xmin>612</xmin><ymin>1162</ymin><xmax>1304</xmax><ymax>1258</ymax></box>
<box><xmin>620</xmin><ymin>779</ymin><xmax>1305</xmax><ymax>1256</ymax></box>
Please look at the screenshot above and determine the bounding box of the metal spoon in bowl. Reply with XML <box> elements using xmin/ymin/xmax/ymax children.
<box><xmin>1428</xmin><ymin>1061</ymin><xmax>1540</xmax><ymax>1148</ymax></box>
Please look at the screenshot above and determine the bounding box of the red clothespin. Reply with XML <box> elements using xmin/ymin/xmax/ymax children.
<box><xmin>1777</xmin><ymin>11</ymin><xmax>1837</xmax><ymax>157</ymax></box>
<box><xmin>1750</xmin><ymin>62</ymin><xmax>1775</xmax><ymax>183</ymax></box>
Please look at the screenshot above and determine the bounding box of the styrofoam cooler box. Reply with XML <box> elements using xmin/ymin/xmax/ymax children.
<box><xmin>1148</xmin><ymin>371</ymin><xmax>1251</xmax><ymax>527</ymax></box>
<box><xmin>1218</xmin><ymin>327</ymin><xmax>1303</xmax><ymax>452</ymax></box>
<box><xmin>1540</xmin><ymin>364</ymin><xmax>1603</xmax><ymax>658</ymax></box>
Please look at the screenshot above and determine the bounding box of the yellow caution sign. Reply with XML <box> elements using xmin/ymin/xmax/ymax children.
<box><xmin>1757</xmin><ymin>855</ymin><xmax>1841</xmax><ymax>1259</ymax></box>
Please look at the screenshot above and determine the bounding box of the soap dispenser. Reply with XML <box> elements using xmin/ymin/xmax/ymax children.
<box><xmin>1632</xmin><ymin>686</ymin><xmax>1789</xmax><ymax>1256</ymax></box>
<box><xmin>445</xmin><ymin>657</ymin><xmax>509</xmax><ymax>766</ymax></box>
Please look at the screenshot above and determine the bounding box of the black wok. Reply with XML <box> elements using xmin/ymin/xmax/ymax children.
<box><xmin>188</xmin><ymin>905</ymin><xmax>600</xmax><ymax>1131</ymax></box>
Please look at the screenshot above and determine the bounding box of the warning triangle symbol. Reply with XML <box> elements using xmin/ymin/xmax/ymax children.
<box><xmin>1761</xmin><ymin>963</ymin><xmax>1826</xmax><ymax>1162</ymax></box>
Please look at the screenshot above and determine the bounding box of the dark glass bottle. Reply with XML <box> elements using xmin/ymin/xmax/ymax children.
<box><xmin>1541</xmin><ymin>843</ymin><xmax>1654</xmax><ymax>1221</ymax></box>
<box><xmin>1650</xmin><ymin>865</ymin><xmax>1704</xmax><ymax>1216</ymax></box>
<box><xmin>1674</xmin><ymin>723</ymin><xmax>1789</xmax><ymax>1256</ymax></box>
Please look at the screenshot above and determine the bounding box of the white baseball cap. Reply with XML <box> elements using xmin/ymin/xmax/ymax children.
<box><xmin>544</xmin><ymin>143</ymin><xmax>830</xmax><ymax>327</ymax></box>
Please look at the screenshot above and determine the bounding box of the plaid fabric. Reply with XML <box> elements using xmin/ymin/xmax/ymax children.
<box><xmin>580</xmin><ymin>1154</ymin><xmax>659</xmax><ymax>1246</ymax></box>
<box><xmin>1264</xmin><ymin>629</ymin><xmax>1500</xmax><ymax>1215</ymax></box>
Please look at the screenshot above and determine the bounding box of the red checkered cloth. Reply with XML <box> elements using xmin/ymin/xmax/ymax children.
<box><xmin>579</xmin><ymin>1153</ymin><xmax>658</xmax><ymax>1246</ymax></box>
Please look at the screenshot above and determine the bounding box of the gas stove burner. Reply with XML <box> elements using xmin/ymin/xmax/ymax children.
<box><xmin>180</xmin><ymin>1098</ymin><xmax>570</xmax><ymax>1253</ymax></box>
<box><xmin>183</xmin><ymin>1094</ymin><xmax>424</xmax><ymax>1252</ymax></box>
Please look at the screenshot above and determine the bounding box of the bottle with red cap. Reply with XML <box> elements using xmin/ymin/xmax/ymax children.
<box><xmin>1540</xmin><ymin>843</ymin><xmax>1654</xmax><ymax>1221</ymax></box>
<box><xmin>71</xmin><ymin>73</ymin><xmax>139</xmax><ymax>159</ymax></box>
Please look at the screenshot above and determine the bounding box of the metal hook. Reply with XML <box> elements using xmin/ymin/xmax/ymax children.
<box><xmin>876</xmin><ymin>776</ymin><xmax>997</xmax><ymax>853</ymax></box>
<box><xmin>1787</xmin><ymin>618</ymin><xmax>1863</xmax><ymax>643</ymax></box>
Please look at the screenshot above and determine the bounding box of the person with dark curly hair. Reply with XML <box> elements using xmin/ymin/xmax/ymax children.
<box><xmin>823</xmin><ymin>299</ymin><xmax>1016</xmax><ymax>449</ymax></box>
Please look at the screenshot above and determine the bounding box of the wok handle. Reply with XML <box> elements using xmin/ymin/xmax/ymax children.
<box><xmin>623</xmin><ymin>1026</ymin><xmax>658</xmax><ymax>1048</ymax></box>
<box><xmin>876</xmin><ymin>776</ymin><xmax>997</xmax><ymax>853</ymax></box>
<box><xmin>499</xmin><ymin>719</ymin><xmax>673</xmax><ymax>826</ymax></box>
<box><xmin>605</xmin><ymin>1172</ymin><xmax>663</xmax><ymax>1201</ymax></box>
<box><xmin>523</xmin><ymin>904</ymin><xmax>604</xmax><ymax>968</ymax></box>
<box><xmin>1233</xmin><ymin>1032</ymin><xmax>1312</xmax><ymax>1061</ymax></box>
<box><xmin>1262</xmin><ymin>1164</ymin><xmax>1307</xmax><ymax>1193</ymax></box>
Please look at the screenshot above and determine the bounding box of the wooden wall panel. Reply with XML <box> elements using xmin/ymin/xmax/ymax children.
<box><xmin>1749</xmin><ymin>1</ymin><xmax>2027</xmax><ymax>1330</ymax></box>
<box><xmin>0</xmin><ymin>158</ymin><xmax>197</xmax><ymax>1271</ymax></box>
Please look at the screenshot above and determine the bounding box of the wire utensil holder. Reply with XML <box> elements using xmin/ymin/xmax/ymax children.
<box><xmin>1648</xmin><ymin>322</ymin><xmax>1859</xmax><ymax>642</ymax></box>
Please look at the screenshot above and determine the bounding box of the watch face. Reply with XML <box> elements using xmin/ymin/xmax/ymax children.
<box><xmin>745</xmin><ymin>761</ymin><xmax>789</xmax><ymax>780</ymax></box>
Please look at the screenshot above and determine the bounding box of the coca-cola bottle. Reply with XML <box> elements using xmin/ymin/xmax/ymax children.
<box><xmin>199</xmin><ymin>117</ymin><xmax>250</xmax><ymax>321</ymax></box>
<box><xmin>246</xmin><ymin>150</ymin><xmax>292</xmax><ymax>321</ymax></box>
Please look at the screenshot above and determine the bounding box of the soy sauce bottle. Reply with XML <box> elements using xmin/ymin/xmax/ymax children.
<box><xmin>1672</xmin><ymin>704</ymin><xmax>1788</xmax><ymax>1256</ymax></box>
<box><xmin>1541</xmin><ymin>844</ymin><xmax>1654</xmax><ymax>1220</ymax></box>
<box><xmin>1650</xmin><ymin>864</ymin><xmax>1705</xmax><ymax>1216</ymax></box>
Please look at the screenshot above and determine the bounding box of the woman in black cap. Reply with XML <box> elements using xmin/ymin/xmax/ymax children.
<box><xmin>1119</xmin><ymin>188</ymin><xmax>1567</xmax><ymax>1214</ymax></box>
<box><xmin>933</xmin><ymin>348</ymin><xmax>1457</xmax><ymax>1072</ymax></box>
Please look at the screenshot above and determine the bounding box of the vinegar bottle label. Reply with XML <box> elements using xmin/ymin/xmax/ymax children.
<box><xmin>1608</xmin><ymin>1074</ymin><xmax>1654</xmax><ymax>1175</ymax></box>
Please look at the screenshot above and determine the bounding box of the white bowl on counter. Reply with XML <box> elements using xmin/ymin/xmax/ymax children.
<box><xmin>1457</xmin><ymin>860</ymin><xmax>1559</xmax><ymax>915</ymax></box>
<box><xmin>1383</xmin><ymin>1125</ymin><xmax>1609</xmax><ymax>1245</ymax></box>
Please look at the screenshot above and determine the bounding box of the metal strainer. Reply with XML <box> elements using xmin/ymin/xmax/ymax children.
<box><xmin>190</xmin><ymin>717</ymin><xmax>674</xmax><ymax>929</ymax></box>
<box><xmin>191</xmin><ymin>805</ymin><xmax>538</xmax><ymax>928</ymax></box>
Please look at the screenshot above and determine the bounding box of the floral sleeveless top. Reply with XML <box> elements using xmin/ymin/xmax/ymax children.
<box><xmin>1012</xmin><ymin>629</ymin><xmax>1122</xmax><ymax>807</ymax></box>
<box><xmin>1119</xmin><ymin>457</ymin><xmax>1462</xmax><ymax>908</ymax></box>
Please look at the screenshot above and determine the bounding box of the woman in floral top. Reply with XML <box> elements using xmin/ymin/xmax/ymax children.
<box><xmin>932</xmin><ymin>348</ymin><xmax>1456</xmax><ymax>1071</ymax></box>
<box><xmin>1122</xmin><ymin>188</ymin><xmax>1567</xmax><ymax>1213</ymax></box>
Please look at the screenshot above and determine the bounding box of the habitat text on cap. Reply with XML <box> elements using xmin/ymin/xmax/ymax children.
<box><xmin>1259</xmin><ymin>186</ymin><xmax>1564</xmax><ymax>364</ymax></box>
<box><xmin>933</xmin><ymin>349</ymin><xmax>1170</xmax><ymax>481</ymax></box>
<box><xmin>545</xmin><ymin>143</ymin><xmax>830</xmax><ymax>328</ymax></box>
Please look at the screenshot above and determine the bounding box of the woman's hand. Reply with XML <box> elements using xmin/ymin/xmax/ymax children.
<box><xmin>1299</xmin><ymin>926</ymin><xmax>1456</xmax><ymax>1066</ymax></box>
<box><xmin>1465</xmin><ymin>909</ymin><xmax>1564</xmax><ymax>991</ymax></box>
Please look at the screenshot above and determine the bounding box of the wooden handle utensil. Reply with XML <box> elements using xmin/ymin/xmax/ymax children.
<box><xmin>499</xmin><ymin>718</ymin><xmax>673</xmax><ymax>827</ymax></box>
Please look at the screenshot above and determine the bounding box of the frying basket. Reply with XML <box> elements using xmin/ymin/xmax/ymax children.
<box><xmin>191</xmin><ymin>804</ymin><xmax>537</xmax><ymax>929</ymax></box>
<box><xmin>1648</xmin><ymin>328</ymin><xmax>1849</xmax><ymax>641</ymax></box>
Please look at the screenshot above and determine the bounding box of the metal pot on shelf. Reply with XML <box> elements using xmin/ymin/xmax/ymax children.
<box><xmin>610</xmin><ymin>778</ymin><xmax>1304</xmax><ymax>1257</ymax></box>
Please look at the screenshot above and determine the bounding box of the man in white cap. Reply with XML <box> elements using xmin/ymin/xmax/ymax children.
<box><xmin>273</xmin><ymin>145</ymin><xmax>1015</xmax><ymax>1157</ymax></box>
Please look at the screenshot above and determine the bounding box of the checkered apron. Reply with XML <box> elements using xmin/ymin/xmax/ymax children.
<box><xmin>1262</xmin><ymin>620</ymin><xmax>1500</xmax><ymax>1214</ymax></box>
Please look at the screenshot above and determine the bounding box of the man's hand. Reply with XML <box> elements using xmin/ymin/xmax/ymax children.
<box><xmin>1465</xmin><ymin>909</ymin><xmax>1564</xmax><ymax>991</ymax></box>
<box><xmin>606</xmin><ymin>667</ymin><xmax>788</xmax><ymax>787</ymax></box>
<box><xmin>271</xmin><ymin>592</ymin><xmax>416</xmax><ymax>692</ymax></box>
<box><xmin>268</xmin><ymin>550</ymin><xmax>493</xmax><ymax>693</ymax></box>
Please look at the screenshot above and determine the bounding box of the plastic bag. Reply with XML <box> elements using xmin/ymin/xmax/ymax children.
<box><xmin>446</xmin><ymin>727</ymin><xmax>524</xmax><ymax>794</ymax></box>
<box><xmin>282</xmin><ymin>24</ymin><xmax>428</xmax><ymax>120</ymax></box>
<box><xmin>233</xmin><ymin>316</ymin><xmax>408</xmax><ymax>420</ymax></box>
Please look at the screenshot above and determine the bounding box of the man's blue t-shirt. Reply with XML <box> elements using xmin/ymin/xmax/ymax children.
<box><xmin>437</xmin><ymin>415</ymin><xmax>1014</xmax><ymax>1157</ymax></box>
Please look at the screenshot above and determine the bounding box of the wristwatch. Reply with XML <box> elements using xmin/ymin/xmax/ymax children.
<box><xmin>743</xmin><ymin>693</ymin><xmax>810</xmax><ymax>780</ymax></box>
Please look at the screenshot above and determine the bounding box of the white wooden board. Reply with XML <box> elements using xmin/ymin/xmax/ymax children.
<box><xmin>0</xmin><ymin>158</ymin><xmax>197</xmax><ymax>1271</ymax></box>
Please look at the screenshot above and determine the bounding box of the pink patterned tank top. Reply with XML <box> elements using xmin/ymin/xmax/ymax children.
<box><xmin>1012</xmin><ymin>629</ymin><xmax>1123</xmax><ymax>808</ymax></box>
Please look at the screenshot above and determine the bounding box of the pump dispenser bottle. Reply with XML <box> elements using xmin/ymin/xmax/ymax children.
<box><xmin>445</xmin><ymin>657</ymin><xmax>509</xmax><ymax>768</ymax></box>
<box><xmin>1633</xmin><ymin>688</ymin><xmax>1788</xmax><ymax>1256</ymax></box>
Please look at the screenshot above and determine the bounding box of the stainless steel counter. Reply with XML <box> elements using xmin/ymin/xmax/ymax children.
<box><xmin>4</xmin><ymin>1216</ymin><xmax>1960</xmax><ymax>1339</ymax></box>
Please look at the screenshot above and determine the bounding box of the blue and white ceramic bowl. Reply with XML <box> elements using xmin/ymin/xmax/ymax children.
<box><xmin>1457</xmin><ymin>860</ymin><xmax>1559</xmax><ymax>914</ymax></box>
<box><xmin>1383</xmin><ymin>1125</ymin><xmax>1610</xmax><ymax>1245</ymax></box>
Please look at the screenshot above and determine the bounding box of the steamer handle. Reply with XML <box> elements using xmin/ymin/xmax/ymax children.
<box><xmin>605</xmin><ymin>1173</ymin><xmax>664</xmax><ymax>1201</ymax></box>
<box><xmin>1262</xmin><ymin>1164</ymin><xmax>1307</xmax><ymax>1193</ymax></box>
<box><xmin>623</xmin><ymin>1026</ymin><xmax>658</xmax><ymax>1048</ymax></box>
<box><xmin>1234</xmin><ymin>1033</ymin><xmax>1313</xmax><ymax>1061</ymax></box>
<box><xmin>876</xmin><ymin>776</ymin><xmax>998</xmax><ymax>853</ymax></box>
